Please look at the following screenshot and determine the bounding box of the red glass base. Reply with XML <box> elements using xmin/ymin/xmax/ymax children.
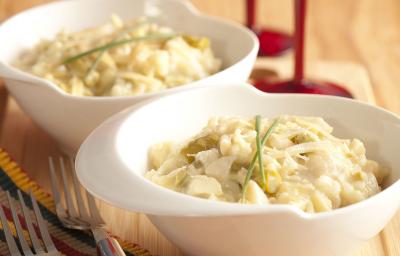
<box><xmin>253</xmin><ymin>79</ymin><xmax>353</xmax><ymax>98</ymax></box>
<box><xmin>253</xmin><ymin>29</ymin><xmax>293</xmax><ymax>56</ymax></box>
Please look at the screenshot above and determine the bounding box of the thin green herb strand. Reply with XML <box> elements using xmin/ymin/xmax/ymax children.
<box><xmin>84</xmin><ymin>18</ymin><xmax>155</xmax><ymax>79</ymax></box>
<box><xmin>63</xmin><ymin>33</ymin><xmax>175</xmax><ymax>64</ymax></box>
<box><xmin>84</xmin><ymin>49</ymin><xmax>106</xmax><ymax>80</ymax></box>
<box><xmin>241</xmin><ymin>117</ymin><xmax>280</xmax><ymax>202</ymax></box>
<box><xmin>240</xmin><ymin>152</ymin><xmax>258</xmax><ymax>203</ymax></box>
<box><xmin>255</xmin><ymin>115</ymin><xmax>266</xmax><ymax>189</ymax></box>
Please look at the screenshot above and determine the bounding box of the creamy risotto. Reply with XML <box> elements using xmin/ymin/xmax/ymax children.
<box><xmin>14</xmin><ymin>15</ymin><xmax>221</xmax><ymax>96</ymax></box>
<box><xmin>145</xmin><ymin>115</ymin><xmax>388</xmax><ymax>213</ymax></box>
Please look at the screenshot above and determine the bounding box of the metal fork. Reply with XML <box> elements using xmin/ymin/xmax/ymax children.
<box><xmin>0</xmin><ymin>190</ymin><xmax>60</xmax><ymax>256</ymax></box>
<box><xmin>49</xmin><ymin>157</ymin><xmax>125</xmax><ymax>256</ymax></box>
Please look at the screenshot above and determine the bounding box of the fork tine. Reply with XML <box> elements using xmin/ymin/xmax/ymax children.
<box><xmin>30</xmin><ymin>190</ymin><xmax>58</xmax><ymax>252</ymax></box>
<box><xmin>70</xmin><ymin>158</ymin><xmax>91</xmax><ymax>220</ymax></box>
<box><xmin>69</xmin><ymin>154</ymin><xmax>104</xmax><ymax>224</ymax></box>
<box><xmin>49</xmin><ymin>157</ymin><xmax>63</xmax><ymax>209</ymax></box>
<box><xmin>17</xmin><ymin>190</ymin><xmax>45</xmax><ymax>254</ymax></box>
<box><xmin>86</xmin><ymin>191</ymin><xmax>105</xmax><ymax>225</ymax></box>
<box><xmin>0</xmin><ymin>204</ymin><xmax>21</xmax><ymax>255</ymax></box>
<box><xmin>6</xmin><ymin>191</ymin><xmax>33</xmax><ymax>255</ymax></box>
<box><xmin>59</xmin><ymin>157</ymin><xmax>79</xmax><ymax>218</ymax></box>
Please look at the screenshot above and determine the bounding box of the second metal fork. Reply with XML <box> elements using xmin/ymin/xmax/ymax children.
<box><xmin>49</xmin><ymin>157</ymin><xmax>125</xmax><ymax>256</ymax></box>
<box><xmin>0</xmin><ymin>190</ymin><xmax>60</xmax><ymax>256</ymax></box>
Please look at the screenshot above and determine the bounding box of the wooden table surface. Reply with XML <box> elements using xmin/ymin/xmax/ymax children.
<box><xmin>1</xmin><ymin>0</ymin><xmax>400</xmax><ymax>255</ymax></box>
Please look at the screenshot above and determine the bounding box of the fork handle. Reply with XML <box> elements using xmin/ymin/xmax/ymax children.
<box><xmin>93</xmin><ymin>228</ymin><xmax>126</xmax><ymax>256</ymax></box>
<box><xmin>97</xmin><ymin>237</ymin><xmax>126</xmax><ymax>256</ymax></box>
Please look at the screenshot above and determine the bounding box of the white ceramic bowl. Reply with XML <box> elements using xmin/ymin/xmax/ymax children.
<box><xmin>0</xmin><ymin>0</ymin><xmax>258</xmax><ymax>154</ymax></box>
<box><xmin>76</xmin><ymin>83</ymin><xmax>400</xmax><ymax>256</ymax></box>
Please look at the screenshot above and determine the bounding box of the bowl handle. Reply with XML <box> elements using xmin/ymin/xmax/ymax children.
<box><xmin>0</xmin><ymin>62</ymin><xmax>24</xmax><ymax>81</ymax></box>
<box><xmin>0</xmin><ymin>62</ymin><xmax>64</xmax><ymax>93</ymax></box>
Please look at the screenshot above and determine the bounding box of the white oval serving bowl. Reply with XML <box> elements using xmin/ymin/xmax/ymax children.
<box><xmin>76</xmin><ymin>83</ymin><xmax>400</xmax><ymax>256</ymax></box>
<box><xmin>0</xmin><ymin>0</ymin><xmax>258</xmax><ymax>154</ymax></box>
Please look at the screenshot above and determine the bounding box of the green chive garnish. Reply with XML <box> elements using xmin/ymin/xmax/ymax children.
<box><xmin>241</xmin><ymin>117</ymin><xmax>279</xmax><ymax>202</ymax></box>
<box><xmin>84</xmin><ymin>18</ymin><xmax>155</xmax><ymax>79</ymax></box>
<box><xmin>255</xmin><ymin>115</ymin><xmax>266</xmax><ymax>189</ymax></box>
<box><xmin>63</xmin><ymin>33</ymin><xmax>175</xmax><ymax>64</ymax></box>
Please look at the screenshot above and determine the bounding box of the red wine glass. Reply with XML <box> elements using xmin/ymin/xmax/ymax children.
<box><xmin>247</xmin><ymin>0</ymin><xmax>293</xmax><ymax>56</ymax></box>
<box><xmin>252</xmin><ymin>0</ymin><xmax>353</xmax><ymax>98</ymax></box>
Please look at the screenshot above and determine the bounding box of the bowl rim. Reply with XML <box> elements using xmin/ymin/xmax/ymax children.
<box><xmin>0</xmin><ymin>0</ymin><xmax>259</xmax><ymax>102</ymax></box>
<box><xmin>75</xmin><ymin>83</ymin><xmax>400</xmax><ymax>218</ymax></box>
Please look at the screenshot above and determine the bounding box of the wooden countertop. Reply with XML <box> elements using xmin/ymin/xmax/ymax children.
<box><xmin>0</xmin><ymin>0</ymin><xmax>399</xmax><ymax>255</ymax></box>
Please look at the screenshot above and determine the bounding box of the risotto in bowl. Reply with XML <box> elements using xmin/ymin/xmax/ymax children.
<box><xmin>76</xmin><ymin>83</ymin><xmax>400</xmax><ymax>256</ymax></box>
<box><xmin>13</xmin><ymin>14</ymin><xmax>222</xmax><ymax>97</ymax></box>
<box><xmin>146</xmin><ymin>115</ymin><xmax>388</xmax><ymax>213</ymax></box>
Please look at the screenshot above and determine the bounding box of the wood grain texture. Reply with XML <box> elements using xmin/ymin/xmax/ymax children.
<box><xmin>0</xmin><ymin>1</ymin><xmax>399</xmax><ymax>256</ymax></box>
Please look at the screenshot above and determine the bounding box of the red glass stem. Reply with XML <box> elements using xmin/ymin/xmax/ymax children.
<box><xmin>246</xmin><ymin>0</ymin><xmax>256</xmax><ymax>29</ymax></box>
<box><xmin>294</xmin><ymin>0</ymin><xmax>306</xmax><ymax>83</ymax></box>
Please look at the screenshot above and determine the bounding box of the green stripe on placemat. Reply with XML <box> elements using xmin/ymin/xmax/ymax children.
<box><xmin>0</xmin><ymin>149</ymin><xmax>151</xmax><ymax>256</ymax></box>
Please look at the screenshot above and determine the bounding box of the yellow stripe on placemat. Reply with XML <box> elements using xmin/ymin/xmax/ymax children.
<box><xmin>0</xmin><ymin>148</ymin><xmax>152</xmax><ymax>256</ymax></box>
<box><xmin>0</xmin><ymin>149</ymin><xmax>56</xmax><ymax>212</ymax></box>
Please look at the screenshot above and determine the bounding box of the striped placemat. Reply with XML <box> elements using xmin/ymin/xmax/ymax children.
<box><xmin>0</xmin><ymin>148</ymin><xmax>151</xmax><ymax>256</ymax></box>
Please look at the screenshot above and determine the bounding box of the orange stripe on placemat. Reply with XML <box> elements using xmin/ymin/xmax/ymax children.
<box><xmin>0</xmin><ymin>148</ymin><xmax>152</xmax><ymax>256</ymax></box>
